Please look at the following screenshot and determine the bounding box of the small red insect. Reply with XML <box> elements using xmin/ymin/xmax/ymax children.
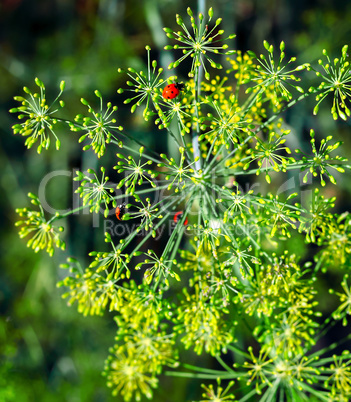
<box><xmin>162</xmin><ymin>82</ymin><xmax>184</xmax><ymax>100</ymax></box>
<box><xmin>115</xmin><ymin>203</ymin><xmax>126</xmax><ymax>221</ymax></box>
<box><xmin>173</xmin><ymin>211</ymin><xmax>188</xmax><ymax>226</ymax></box>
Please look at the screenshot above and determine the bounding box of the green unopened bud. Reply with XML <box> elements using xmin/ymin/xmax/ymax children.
<box><xmin>215</xmin><ymin>18</ymin><xmax>222</xmax><ymax>26</ymax></box>
<box><xmin>339</xmin><ymin>111</ymin><xmax>347</xmax><ymax>120</ymax></box>
<box><xmin>35</xmin><ymin>77</ymin><xmax>44</xmax><ymax>88</ymax></box>
<box><xmin>187</xmin><ymin>7</ymin><xmax>193</xmax><ymax>17</ymax></box>
<box><xmin>176</xmin><ymin>14</ymin><xmax>183</xmax><ymax>25</ymax></box>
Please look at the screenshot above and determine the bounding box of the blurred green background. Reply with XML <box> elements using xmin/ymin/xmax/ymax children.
<box><xmin>1</xmin><ymin>0</ymin><xmax>351</xmax><ymax>401</ymax></box>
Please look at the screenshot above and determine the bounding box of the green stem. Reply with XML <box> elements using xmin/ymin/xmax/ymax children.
<box><xmin>111</xmin><ymin>129</ymin><xmax>163</xmax><ymax>161</ymax></box>
<box><xmin>50</xmin><ymin>204</ymin><xmax>89</xmax><ymax>222</ymax></box>
<box><xmin>176</xmin><ymin>114</ymin><xmax>192</xmax><ymax>162</ymax></box>
<box><xmin>204</xmin><ymin>135</ymin><xmax>252</xmax><ymax>175</ymax></box>
<box><xmin>192</xmin><ymin>1</ymin><xmax>205</xmax><ymax>172</ymax></box>
<box><xmin>164</xmin><ymin>370</ymin><xmax>235</xmax><ymax>379</ymax></box>
<box><xmin>182</xmin><ymin>362</ymin><xmax>230</xmax><ymax>374</ymax></box>
<box><xmin>152</xmin><ymin>191</ymin><xmax>193</xmax><ymax>291</ymax></box>
<box><xmin>193</xmin><ymin>60</ymin><xmax>202</xmax><ymax>171</ymax></box>
<box><xmin>110</xmin><ymin>139</ymin><xmax>162</xmax><ymax>164</ymax></box>
<box><xmin>241</xmin><ymin>90</ymin><xmax>263</xmax><ymax>120</ymax></box>
<box><xmin>227</xmin><ymin>344</ymin><xmax>251</xmax><ymax>359</ymax></box>
<box><xmin>293</xmin><ymin>379</ymin><xmax>330</xmax><ymax>401</ymax></box>
<box><xmin>219</xmin><ymin>160</ymin><xmax>310</xmax><ymax>177</ymax></box>
<box><xmin>228</xmin><ymin>156</ymin><xmax>351</xmax><ymax>177</ymax></box>
<box><xmin>253</xmin><ymin>89</ymin><xmax>319</xmax><ymax>135</ymax></box>
<box><xmin>203</xmin><ymin>132</ymin><xmax>220</xmax><ymax>167</ymax></box>
<box><xmin>54</xmin><ymin>116</ymin><xmax>83</xmax><ymax>127</ymax></box>
<box><xmin>151</xmin><ymin>99</ymin><xmax>184</xmax><ymax>151</ymax></box>
<box><xmin>130</xmin><ymin>193</ymin><xmax>187</xmax><ymax>256</ymax></box>
<box><xmin>314</xmin><ymin>351</ymin><xmax>351</xmax><ymax>367</ymax></box>
<box><xmin>203</xmin><ymin>141</ymin><xmax>228</xmax><ymax>175</ymax></box>
<box><xmin>308</xmin><ymin>332</ymin><xmax>351</xmax><ymax>361</ymax></box>
<box><xmin>238</xmin><ymin>388</ymin><xmax>260</xmax><ymax>402</ymax></box>
<box><xmin>215</xmin><ymin>355</ymin><xmax>235</xmax><ymax>373</ymax></box>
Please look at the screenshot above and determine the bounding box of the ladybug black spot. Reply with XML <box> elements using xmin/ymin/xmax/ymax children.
<box><xmin>175</xmin><ymin>213</ymin><xmax>183</xmax><ymax>222</ymax></box>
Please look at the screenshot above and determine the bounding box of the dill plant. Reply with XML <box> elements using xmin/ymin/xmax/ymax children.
<box><xmin>10</xmin><ymin>6</ymin><xmax>351</xmax><ymax>402</ymax></box>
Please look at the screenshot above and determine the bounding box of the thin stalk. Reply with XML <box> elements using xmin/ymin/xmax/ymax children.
<box><xmin>110</xmin><ymin>139</ymin><xmax>162</xmax><ymax>164</ymax></box>
<box><xmin>161</xmin><ymin>193</ymin><xmax>192</xmax><ymax>260</ymax></box>
<box><xmin>238</xmin><ymin>388</ymin><xmax>260</xmax><ymax>402</ymax></box>
<box><xmin>182</xmin><ymin>362</ymin><xmax>231</xmax><ymax>374</ymax></box>
<box><xmin>308</xmin><ymin>332</ymin><xmax>351</xmax><ymax>361</ymax></box>
<box><xmin>227</xmin><ymin>344</ymin><xmax>251</xmax><ymax>359</ymax></box>
<box><xmin>314</xmin><ymin>351</ymin><xmax>351</xmax><ymax>367</ymax></box>
<box><xmin>191</xmin><ymin>0</ymin><xmax>205</xmax><ymax>171</ymax></box>
<box><xmin>241</xmin><ymin>90</ymin><xmax>263</xmax><ymax>120</ymax></box>
<box><xmin>203</xmin><ymin>132</ymin><xmax>220</xmax><ymax>167</ymax></box>
<box><xmin>193</xmin><ymin>62</ymin><xmax>202</xmax><ymax>171</ymax></box>
<box><xmin>130</xmin><ymin>193</ymin><xmax>187</xmax><ymax>256</ymax></box>
<box><xmin>176</xmin><ymin>114</ymin><xmax>192</xmax><ymax>162</ymax></box>
<box><xmin>114</xmin><ymin>190</ymin><xmax>184</xmax><ymax>253</ymax></box>
<box><xmin>293</xmin><ymin>380</ymin><xmax>330</xmax><ymax>401</ymax></box>
<box><xmin>167</xmin><ymin>200</ymin><xmax>193</xmax><ymax>260</ymax></box>
<box><xmin>152</xmin><ymin>196</ymin><xmax>191</xmax><ymax>291</ymax></box>
<box><xmin>151</xmin><ymin>99</ymin><xmax>184</xmax><ymax>150</ymax></box>
<box><xmin>253</xmin><ymin>89</ymin><xmax>319</xmax><ymax>135</ymax></box>
<box><xmin>222</xmin><ymin>160</ymin><xmax>310</xmax><ymax>177</ymax></box>
<box><xmin>49</xmin><ymin>204</ymin><xmax>88</xmax><ymax>222</ymax></box>
<box><xmin>203</xmin><ymin>141</ymin><xmax>228</xmax><ymax>175</ymax></box>
<box><xmin>259</xmin><ymin>378</ymin><xmax>280</xmax><ymax>402</ymax></box>
<box><xmin>215</xmin><ymin>355</ymin><xmax>235</xmax><ymax>373</ymax></box>
<box><xmin>164</xmin><ymin>370</ymin><xmax>235</xmax><ymax>379</ymax></box>
<box><xmin>204</xmin><ymin>135</ymin><xmax>252</xmax><ymax>175</ymax></box>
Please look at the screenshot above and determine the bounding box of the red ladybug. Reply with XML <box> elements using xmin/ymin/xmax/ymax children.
<box><xmin>174</xmin><ymin>211</ymin><xmax>188</xmax><ymax>225</ymax></box>
<box><xmin>162</xmin><ymin>82</ymin><xmax>184</xmax><ymax>100</ymax></box>
<box><xmin>115</xmin><ymin>203</ymin><xmax>126</xmax><ymax>220</ymax></box>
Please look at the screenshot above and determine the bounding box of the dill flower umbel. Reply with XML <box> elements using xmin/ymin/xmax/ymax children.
<box><xmin>70</xmin><ymin>90</ymin><xmax>123</xmax><ymax>158</ymax></box>
<box><xmin>15</xmin><ymin>193</ymin><xmax>65</xmax><ymax>256</ymax></box>
<box><xmin>10</xmin><ymin>78</ymin><xmax>65</xmax><ymax>153</ymax></box>
<box><xmin>10</xmin><ymin>5</ymin><xmax>351</xmax><ymax>402</ymax></box>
